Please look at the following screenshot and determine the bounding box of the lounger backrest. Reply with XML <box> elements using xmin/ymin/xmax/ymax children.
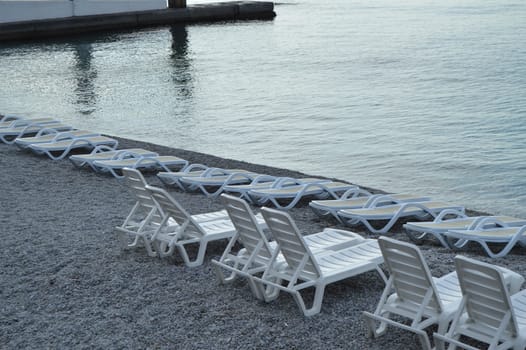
<box><xmin>454</xmin><ymin>255</ymin><xmax>518</xmax><ymax>336</ymax></box>
<box><xmin>146</xmin><ymin>185</ymin><xmax>204</xmax><ymax>238</ymax></box>
<box><xmin>261</xmin><ymin>207</ymin><xmax>321</xmax><ymax>280</ymax></box>
<box><xmin>378</xmin><ymin>237</ymin><xmax>443</xmax><ymax>312</ymax></box>
<box><xmin>220</xmin><ymin>194</ymin><xmax>274</xmax><ymax>260</ymax></box>
<box><xmin>122</xmin><ymin>168</ymin><xmax>158</xmax><ymax>213</ymax></box>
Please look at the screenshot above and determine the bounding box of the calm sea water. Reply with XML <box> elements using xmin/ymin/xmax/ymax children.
<box><xmin>1</xmin><ymin>0</ymin><xmax>526</xmax><ymax>217</ymax></box>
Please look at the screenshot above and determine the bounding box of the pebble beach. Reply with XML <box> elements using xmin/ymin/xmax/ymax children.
<box><xmin>2</xmin><ymin>135</ymin><xmax>526</xmax><ymax>349</ymax></box>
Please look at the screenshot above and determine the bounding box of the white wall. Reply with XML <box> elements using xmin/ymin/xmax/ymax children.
<box><xmin>0</xmin><ymin>1</ymin><xmax>73</xmax><ymax>23</ymax></box>
<box><xmin>0</xmin><ymin>0</ymin><xmax>167</xmax><ymax>24</ymax></box>
<box><xmin>74</xmin><ymin>0</ymin><xmax>166</xmax><ymax>17</ymax></box>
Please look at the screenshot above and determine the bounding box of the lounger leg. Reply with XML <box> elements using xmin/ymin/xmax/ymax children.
<box><xmin>261</xmin><ymin>279</ymin><xmax>281</xmax><ymax>301</ymax></box>
<box><xmin>249</xmin><ymin>276</ymin><xmax>281</xmax><ymax>301</ymax></box>
<box><xmin>212</xmin><ymin>263</ymin><xmax>235</xmax><ymax>284</ymax></box>
<box><xmin>433</xmin><ymin>332</ymin><xmax>465</xmax><ymax>350</ymax></box>
<box><xmin>362</xmin><ymin>311</ymin><xmax>390</xmax><ymax>338</ymax></box>
<box><xmin>175</xmin><ymin>241</ymin><xmax>209</xmax><ymax>267</ymax></box>
<box><xmin>404</xmin><ymin>229</ymin><xmax>429</xmax><ymax>245</ymax></box>
<box><xmin>480</xmin><ymin>240</ymin><xmax>515</xmax><ymax>259</ymax></box>
<box><xmin>212</xmin><ymin>260</ymin><xmax>241</xmax><ymax>284</ymax></box>
<box><xmin>155</xmin><ymin>241</ymin><xmax>174</xmax><ymax>258</ymax></box>
<box><xmin>115</xmin><ymin>227</ymin><xmax>143</xmax><ymax>250</ymax></box>
<box><xmin>292</xmin><ymin>285</ymin><xmax>325</xmax><ymax>317</ymax></box>
<box><xmin>142</xmin><ymin>238</ymin><xmax>158</xmax><ymax>258</ymax></box>
<box><xmin>247</xmin><ymin>278</ymin><xmax>265</xmax><ymax>300</ymax></box>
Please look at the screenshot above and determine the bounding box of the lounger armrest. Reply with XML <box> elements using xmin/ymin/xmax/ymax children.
<box><xmin>250</xmin><ymin>174</ymin><xmax>279</xmax><ymax>185</ymax></box>
<box><xmin>339</xmin><ymin>187</ymin><xmax>372</xmax><ymax>200</ymax></box>
<box><xmin>8</xmin><ymin>119</ymin><xmax>28</xmax><ymax>128</ymax></box>
<box><xmin>433</xmin><ymin>209</ymin><xmax>468</xmax><ymax>222</ymax></box>
<box><xmin>35</xmin><ymin>127</ymin><xmax>61</xmax><ymax>137</ymax></box>
<box><xmin>202</xmin><ymin>167</ymin><xmax>229</xmax><ymax>177</ymax></box>
<box><xmin>224</xmin><ymin>172</ymin><xmax>256</xmax><ymax>182</ymax></box>
<box><xmin>114</xmin><ymin>150</ymin><xmax>135</xmax><ymax>160</ymax></box>
<box><xmin>365</xmin><ymin>194</ymin><xmax>400</xmax><ymax>208</ymax></box>
<box><xmin>89</xmin><ymin>144</ymin><xmax>116</xmax><ymax>155</ymax></box>
<box><xmin>51</xmin><ymin>132</ymin><xmax>77</xmax><ymax>142</ymax></box>
<box><xmin>468</xmin><ymin>217</ymin><xmax>514</xmax><ymax>230</ymax></box>
<box><xmin>182</xmin><ymin>163</ymin><xmax>209</xmax><ymax>172</ymax></box>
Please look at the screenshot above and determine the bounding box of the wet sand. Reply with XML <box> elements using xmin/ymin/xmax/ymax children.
<box><xmin>1</xmin><ymin>135</ymin><xmax>525</xmax><ymax>349</ymax></box>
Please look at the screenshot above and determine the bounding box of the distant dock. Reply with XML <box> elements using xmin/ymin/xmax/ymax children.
<box><xmin>0</xmin><ymin>1</ymin><xmax>275</xmax><ymax>41</ymax></box>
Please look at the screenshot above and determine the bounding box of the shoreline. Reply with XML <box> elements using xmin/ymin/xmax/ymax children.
<box><xmin>1</xmin><ymin>135</ymin><xmax>524</xmax><ymax>349</ymax></box>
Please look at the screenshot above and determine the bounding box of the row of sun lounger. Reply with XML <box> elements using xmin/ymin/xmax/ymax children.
<box><xmin>158</xmin><ymin>169</ymin><xmax>526</xmax><ymax>259</ymax></box>
<box><xmin>117</xmin><ymin>168</ymin><xmax>526</xmax><ymax>349</ymax></box>
<box><xmin>5</xmin><ymin>115</ymin><xmax>526</xmax><ymax>259</ymax></box>
<box><xmin>4</xmin><ymin>114</ymin><xmax>526</xmax><ymax>260</ymax></box>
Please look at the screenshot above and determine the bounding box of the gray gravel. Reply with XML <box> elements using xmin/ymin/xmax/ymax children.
<box><xmin>1</xmin><ymin>135</ymin><xmax>525</xmax><ymax>349</ymax></box>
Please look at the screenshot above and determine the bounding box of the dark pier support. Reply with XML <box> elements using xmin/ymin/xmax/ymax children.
<box><xmin>168</xmin><ymin>0</ymin><xmax>187</xmax><ymax>8</ymax></box>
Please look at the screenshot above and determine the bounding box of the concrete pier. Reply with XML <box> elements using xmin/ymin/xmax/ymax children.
<box><xmin>0</xmin><ymin>1</ymin><xmax>275</xmax><ymax>41</ymax></box>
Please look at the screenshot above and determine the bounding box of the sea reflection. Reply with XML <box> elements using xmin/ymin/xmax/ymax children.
<box><xmin>71</xmin><ymin>41</ymin><xmax>97</xmax><ymax>115</ymax></box>
<box><xmin>169</xmin><ymin>24</ymin><xmax>193</xmax><ymax>100</ymax></box>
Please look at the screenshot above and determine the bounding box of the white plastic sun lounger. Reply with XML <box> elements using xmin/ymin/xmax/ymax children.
<box><xmin>116</xmin><ymin>168</ymin><xmax>230</xmax><ymax>257</ymax></box>
<box><xmin>310</xmin><ymin>192</ymin><xmax>431</xmax><ymax>222</ymax></box>
<box><xmin>92</xmin><ymin>155</ymin><xmax>188</xmax><ymax>178</ymax></box>
<box><xmin>145</xmin><ymin>185</ymin><xmax>266</xmax><ymax>267</ymax></box>
<box><xmin>15</xmin><ymin>129</ymin><xmax>100</xmax><ymax>149</ymax></box>
<box><xmin>0</xmin><ymin>116</ymin><xmax>57</xmax><ymax>129</ymax></box>
<box><xmin>337</xmin><ymin>200</ymin><xmax>465</xmax><ymax>234</ymax></box>
<box><xmin>403</xmin><ymin>209</ymin><xmax>526</xmax><ymax>247</ymax></box>
<box><xmin>212</xmin><ymin>194</ymin><xmax>378</xmax><ymax>300</ymax></box>
<box><xmin>0</xmin><ymin>121</ymin><xmax>73</xmax><ymax>144</ymax></box>
<box><xmin>223</xmin><ymin>176</ymin><xmax>330</xmax><ymax>203</ymax></box>
<box><xmin>443</xmin><ymin>224</ymin><xmax>526</xmax><ymax>258</ymax></box>
<box><xmin>248</xmin><ymin>181</ymin><xmax>362</xmax><ymax>210</ymax></box>
<box><xmin>69</xmin><ymin>147</ymin><xmax>159</xmax><ymax>171</ymax></box>
<box><xmin>249</xmin><ymin>207</ymin><xmax>386</xmax><ymax>316</ymax></box>
<box><xmin>434</xmin><ymin>256</ymin><xmax>526</xmax><ymax>350</ymax></box>
<box><xmin>363</xmin><ymin>237</ymin><xmax>524</xmax><ymax>350</ymax></box>
<box><xmin>160</xmin><ymin>167</ymin><xmax>255</xmax><ymax>191</ymax></box>
<box><xmin>156</xmin><ymin>164</ymin><xmax>211</xmax><ymax>189</ymax></box>
<box><xmin>179</xmin><ymin>171</ymin><xmax>260</xmax><ymax>198</ymax></box>
<box><xmin>220</xmin><ymin>174</ymin><xmax>281</xmax><ymax>199</ymax></box>
<box><xmin>28</xmin><ymin>135</ymin><xmax>119</xmax><ymax>160</ymax></box>
<box><xmin>157</xmin><ymin>166</ymin><xmax>257</xmax><ymax>190</ymax></box>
